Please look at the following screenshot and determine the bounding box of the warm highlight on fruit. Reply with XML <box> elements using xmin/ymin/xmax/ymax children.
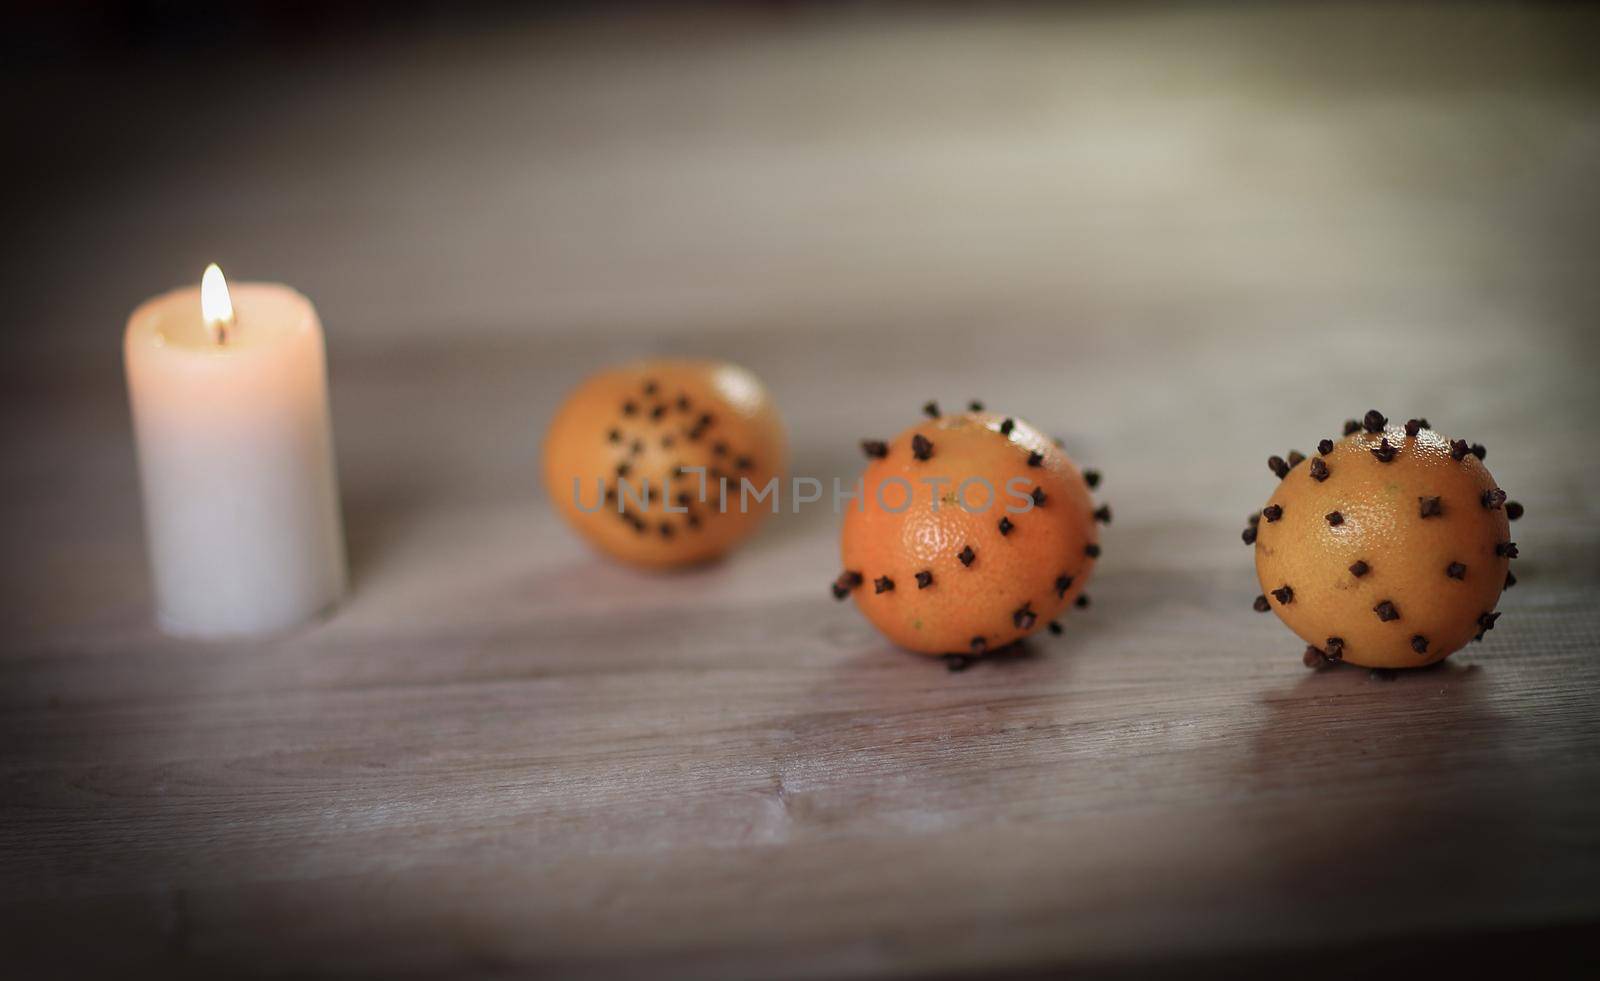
<box><xmin>1247</xmin><ymin>410</ymin><xmax>1522</xmax><ymax>670</ymax></box>
<box><xmin>543</xmin><ymin>359</ymin><xmax>786</xmax><ymax>568</ymax></box>
<box><xmin>837</xmin><ymin>402</ymin><xmax>1107</xmax><ymax>665</ymax></box>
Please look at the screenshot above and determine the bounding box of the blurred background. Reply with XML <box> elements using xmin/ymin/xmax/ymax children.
<box><xmin>3</xmin><ymin>2</ymin><xmax>1599</xmax><ymax>977</ymax></box>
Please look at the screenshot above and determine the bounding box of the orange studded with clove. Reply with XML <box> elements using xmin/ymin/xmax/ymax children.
<box><xmin>1247</xmin><ymin>411</ymin><xmax>1521</xmax><ymax>669</ymax></box>
<box><xmin>543</xmin><ymin>359</ymin><xmax>786</xmax><ymax>568</ymax></box>
<box><xmin>837</xmin><ymin>407</ymin><xmax>1104</xmax><ymax>657</ymax></box>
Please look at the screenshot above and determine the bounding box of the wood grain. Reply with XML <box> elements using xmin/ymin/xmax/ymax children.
<box><xmin>2</xmin><ymin>4</ymin><xmax>1598</xmax><ymax>977</ymax></box>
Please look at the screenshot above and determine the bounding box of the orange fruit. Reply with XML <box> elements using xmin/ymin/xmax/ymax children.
<box><xmin>543</xmin><ymin>359</ymin><xmax>786</xmax><ymax>568</ymax></box>
<box><xmin>837</xmin><ymin>404</ymin><xmax>1106</xmax><ymax>659</ymax></box>
<box><xmin>1248</xmin><ymin>410</ymin><xmax>1522</xmax><ymax>670</ymax></box>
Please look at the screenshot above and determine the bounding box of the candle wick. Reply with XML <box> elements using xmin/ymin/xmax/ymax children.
<box><xmin>210</xmin><ymin>318</ymin><xmax>233</xmax><ymax>346</ymax></box>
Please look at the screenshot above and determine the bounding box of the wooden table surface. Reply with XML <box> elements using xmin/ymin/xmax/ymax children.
<box><xmin>4</xmin><ymin>4</ymin><xmax>1599</xmax><ymax>977</ymax></box>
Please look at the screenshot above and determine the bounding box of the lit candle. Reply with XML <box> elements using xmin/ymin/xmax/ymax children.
<box><xmin>124</xmin><ymin>265</ymin><xmax>346</xmax><ymax>636</ymax></box>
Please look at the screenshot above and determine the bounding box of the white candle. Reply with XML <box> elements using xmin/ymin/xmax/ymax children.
<box><xmin>124</xmin><ymin>265</ymin><xmax>346</xmax><ymax>637</ymax></box>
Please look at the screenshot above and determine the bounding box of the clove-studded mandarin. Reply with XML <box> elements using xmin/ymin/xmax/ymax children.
<box><xmin>543</xmin><ymin>359</ymin><xmax>787</xmax><ymax>568</ymax></box>
<box><xmin>838</xmin><ymin>407</ymin><xmax>1103</xmax><ymax>656</ymax></box>
<box><xmin>1247</xmin><ymin>411</ymin><xmax>1521</xmax><ymax>669</ymax></box>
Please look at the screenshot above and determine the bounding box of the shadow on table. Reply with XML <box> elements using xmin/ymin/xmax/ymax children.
<box><xmin>339</xmin><ymin>486</ymin><xmax>429</xmax><ymax>593</ymax></box>
<box><xmin>1238</xmin><ymin>657</ymin><xmax>1537</xmax><ymax>938</ymax></box>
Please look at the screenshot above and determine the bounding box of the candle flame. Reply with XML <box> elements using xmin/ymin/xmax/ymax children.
<box><xmin>200</xmin><ymin>263</ymin><xmax>235</xmax><ymax>343</ymax></box>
